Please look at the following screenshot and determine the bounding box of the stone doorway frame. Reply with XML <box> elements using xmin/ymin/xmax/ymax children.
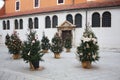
<box><xmin>57</xmin><ymin>20</ymin><xmax>76</xmax><ymax>46</ymax></box>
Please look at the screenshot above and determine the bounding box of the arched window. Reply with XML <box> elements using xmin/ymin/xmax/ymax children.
<box><xmin>28</xmin><ymin>18</ymin><xmax>33</xmax><ymax>29</ymax></box>
<box><xmin>20</xmin><ymin>19</ymin><xmax>23</xmax><ymax>29</ymax></box>
<box><xmin>66</xmin><ymin>14</ymin><xmax>73</xmax><ymax>24</ymax></box>
<box><xmin>75</xmin><ymin>14</ymin><xmax>82</xmax><ymax>28</ymax></box>
<box><xmin>45</xmin><ymin>16</ymin><xmax>51</xmax><ymax>28</ymax></box>
<box><xmin>34</xmin><ymin>17</ymin><xmax>39</xmax><ymax>29</ymax></box>
<box><xmin>3</xmin><ymin>21</ymin><xmax>6</xmax><ymax>30</ymax></box>
<box><xmin>7</xmin><ymin>20</ymin><xmax>10</xmax><ymax>29</ymax></box>
<box><xmin>102</xmin><ymin>11</ymin><xmax>111</xmax><ymax>27</ymax></box>
<box><xmin>52</xmin><ymin>15</ymin><xmax>58</xmax><ymax>28</ymax></box>
<box><xmin>15</xmin><ymin>19</ymin><xmax>18</xmax><ymax>29</ymax></box>
<box><xmin>92</xmin><ymin>12</ymin><xmax>100</xmax><ymax>27</ymax></box>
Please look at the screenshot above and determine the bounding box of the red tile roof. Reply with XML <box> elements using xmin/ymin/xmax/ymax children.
<box><xmin>0</xmin><ymin>0</ymin><xmax>120</xmax><ymax>18</ymax></box>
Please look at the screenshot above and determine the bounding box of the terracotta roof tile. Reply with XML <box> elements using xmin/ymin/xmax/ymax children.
<box><xmin>0</xmin><ymin>0</ymin><xmax>120</xmax><ymax>18</ymax></box>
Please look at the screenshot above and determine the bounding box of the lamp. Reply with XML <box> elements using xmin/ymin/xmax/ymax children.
<box><xmin>0</xmin><ymin>0</ymin><xmax>4</xmax><ymax>9</ymax></box>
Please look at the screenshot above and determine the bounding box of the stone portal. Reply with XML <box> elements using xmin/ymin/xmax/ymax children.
<box><xmin>57</xmin><ymin>20</ymin><xmax>76</xmax><ymax>46</ymax></box>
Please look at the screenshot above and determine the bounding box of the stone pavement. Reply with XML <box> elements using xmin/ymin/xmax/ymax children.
<box><xmin>0</xmin><ymin>44</ymin><xmax>120</xmax><ymax>80</ymax></box>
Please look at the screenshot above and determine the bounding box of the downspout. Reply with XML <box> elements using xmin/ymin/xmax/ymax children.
<box><xmin>86</xmin><ymin>10</ymin><xmax>88</xmax><ymax>29</ymax></box>
<box><xmin>72</xmin><ymin>0</ymin><xmax>75</xmax><ymax>46</ymax></box>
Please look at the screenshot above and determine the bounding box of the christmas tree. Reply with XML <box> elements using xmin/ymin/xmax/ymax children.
<box><xmin>41</xmin><ymin>32</ymin><xmax>50</xmax><ymax>53</ymax></box>
<box><xmin>10</xmin><ymin>31</ymin><xmax>22</xmax><ymax>54</ymax></box>
<box><xmin>50</xmin><ymin>33</ymin><xmax>63</xmax><ymax>58</ymax></box>
<box><xmin>64</xmin><ymin>34</ymin><xmax>72</xmax><ymax>52</ymax></box>
<box><xmin>76</xmin><ymin>26</ymin><xmax>100</xmax><ymax>68</ymax></box>
<box><xmin>5</xmin><ymin>34</ymin><xmax>11</xmax><ymax>53</ymax></box>
<box><xmin>5</xmin><ymin>34</ymin><xmax>10</xmax><ymax>46</ymax></box>
<box><xmin>5</xmin><ymin>31</ymin><xmax>22</xmax><ymax>59</ymax></box>
<box><xmin>21</xmin><ymin>29</ymin><xmax>44</xmax><ymax>70</ymax></box>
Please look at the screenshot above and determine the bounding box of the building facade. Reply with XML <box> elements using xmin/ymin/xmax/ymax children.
<box><xmin>0</xmin><ymin>0</ymin><xmax>120</xmax><ymax>48</ymax></box>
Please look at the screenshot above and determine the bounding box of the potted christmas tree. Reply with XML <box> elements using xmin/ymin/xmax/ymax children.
<box><xmin>64</xmin><ymin>35</ymin><xmax>72</xmax><ymax>52</ymax></box>
<box><xmin>50</xmin><ymin>33</ymin><xmax>63</xmax><ymax>59</ymax></box>
<box><xmin>5</xmin><ymin>31</ymin><xmax>22</xmax><ymax>59</ymax></box>
<box><xmin>21</xmin><ymin>30</ymin><xmax>44</xmax><ymax>70</ymax></box>
<box><xmin>76</xmin><ymin>27</ymin><xmax>100</xmax><ymax>69</ymax></box>
<box><xmin>41</xmin><ymin>32</ymin><xmax>50</xmax><ymax>53</ymax></box>
<box><xmin>5</xmin><ymin>34</ymin><xmax>12</xmax><ymax>53</ymax></box>
<box><xmin>5</xmin><ymin>34</ymin><xmax>10</xmax><ymax>46</ymax></box>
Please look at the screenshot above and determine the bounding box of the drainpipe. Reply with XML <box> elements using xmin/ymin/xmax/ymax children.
<box><xmin>86</xmin><ymin>10</ymin><xmax>88</xmax><ymax>29</ymax></box>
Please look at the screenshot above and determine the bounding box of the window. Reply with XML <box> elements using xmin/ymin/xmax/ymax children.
<box><xmin>57</xmin><ymin>0</ymin><xmax>64</xmax><ymax>4</ymax></box>
<box><xmin>15</xmin><ymin>19</ymin><xmax>18</xmax><ymax>29</ymax></box>
<box><xmin>7</xmin><ymin>20</ymin><xmax>10</xmax><ymax>29</ymax></box>
<box><xmin>16</xmin><ymin>1</ymin><xmax>20</xmax><ymax>11</ymax></box>
<box><xmin>2</xmin><ymin>20</ymin><xmax>10</xmax><ymax>30</ymax></box>
<box><xmin>66</xmin><ymin>14</ymin><xmax>73</xmax><ymax>24</ymax></box>
<box><xmin>28</xmin><ymin>18</ymin><xmax>33</xmax><ymax>29</ymax></box>
<box><xmin>34</xmin><ymin>17</ymin><xmax>39</xmax><ymax>29</ymax></box>
<box><xmin>92</xmin><ymin>12</ymin><xmax>100</xmax><ymax>27</ymax></box>
<box><xmin>45</xmin><ymin>16</ymin><xmax>51</xmax><ymax>28</ymax></box>
<box><xmin>3</xmin><ymin>21</ymin><xmax>6</xmax><ymax>30</ymax></box>
<box><xmin>34</xmin><ymin>0</ymin><xmax>39</xmax><ymax>8</ymax></box>
<box><xmin>75</xmin><ymin>14</ymin><xmax>82</xmax><ymax>28</ymax></box>
<box><xmin>102</xmin><ymin>11</ymin><xmax>111</xmax><ymax>27</ymax></box>
<box><xmin>52</xmin><ymin>15</ymin><xmax>58</xmax><ymax>28</ymax></box>
<box><xmin>20</xmin><ymin>19</ymin><xmax>23</xmax><ymax>29</ymax></box>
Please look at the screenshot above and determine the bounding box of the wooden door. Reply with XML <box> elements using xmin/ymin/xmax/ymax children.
<box><xmin>62</xmin><ymin>30</ymin><xmax>72</xmax><ymax>44</ymax></box>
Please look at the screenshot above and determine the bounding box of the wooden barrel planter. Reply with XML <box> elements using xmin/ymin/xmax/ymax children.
<box><xmin>42</xmin><ymin>50</ymin><xmax>48</xmax><ymax>53</ymax></box>
<box><xmin>66</xmin><ymin>49</ymin><xmax>70</xmax><ymax>52</ymax></box>
<box><xmin>12</xmin><ymin>53</ymin><xmax>20</xmax><ymax>59</ymax></box>
<box><xmin>54</xmin><ymin>53</ymin><xmax>60</xmax><ymax>59</ymax></box>
<box><xmin>29</xmin><ymin>61</ymin><xmax>39</xmax><ymax>70</ymax></box>
<box><xmin>82</xmin><ymin>61</ymin><xmax>91</xmax><ymax>69</ymax></box>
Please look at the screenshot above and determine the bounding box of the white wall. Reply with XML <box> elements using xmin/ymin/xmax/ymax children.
<box><xmin>87</xmin><ymin>8</ymin><xmax>120</xmax><ymax>48</ymax></box>
<box><xmin>0</xmin><ymin>7</ymin><xmax>120</xmax><ymax>48</ymax></box>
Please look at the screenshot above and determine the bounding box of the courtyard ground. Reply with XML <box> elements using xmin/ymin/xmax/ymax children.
<box><xmin>0</xmin><ymin>44</ymin><xmax>120</xmax><ymax>80</ymax></box>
